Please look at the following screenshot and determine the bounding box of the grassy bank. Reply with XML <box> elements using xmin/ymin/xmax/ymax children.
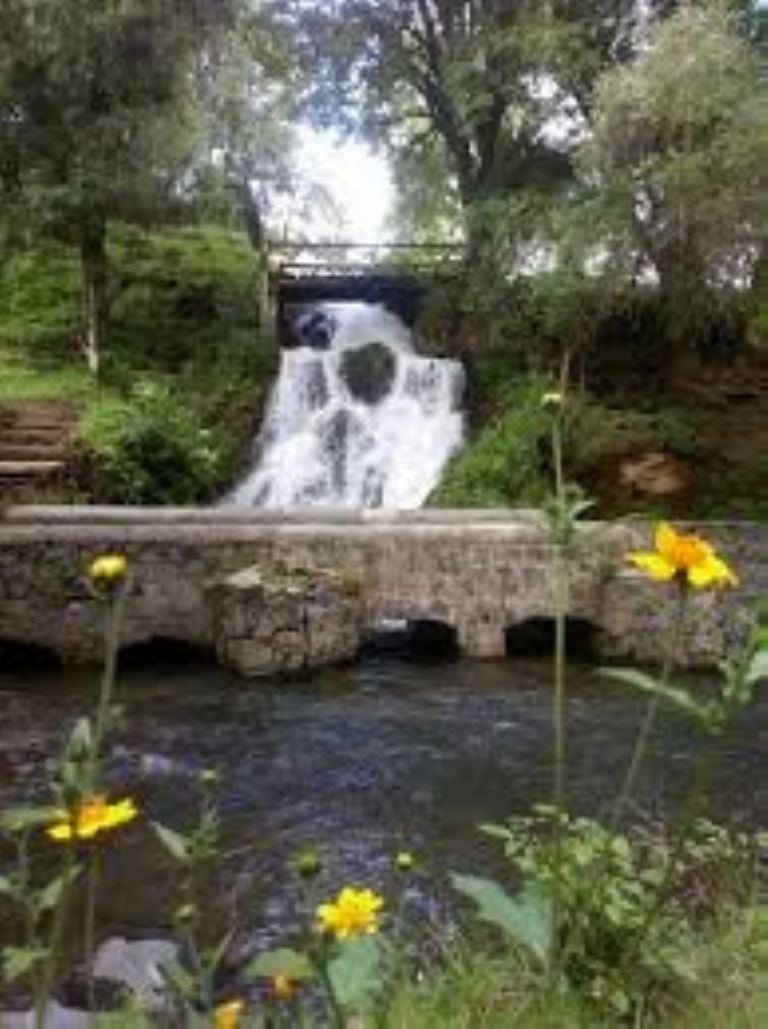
<box><xmin>0</xmin><ymin>224</ymin><xmax>274</xmax><ymax>502</ymax></box>
<box><xmin>431</xmin><ymin>351</ymin><xmax>768</xmax><ymax>520</ymax></box>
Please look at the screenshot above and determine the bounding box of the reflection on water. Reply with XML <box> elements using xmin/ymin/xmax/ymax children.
<box><xmin>1</xmin><ymin>656</ymin><xmax>767</xmax><ymax>951</ymax></box>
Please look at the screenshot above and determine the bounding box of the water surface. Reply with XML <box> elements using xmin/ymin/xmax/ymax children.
<box><xmin>2</xmin><ymin>655</ymin><xmax>766</xmax><ymax>957</ymax></box>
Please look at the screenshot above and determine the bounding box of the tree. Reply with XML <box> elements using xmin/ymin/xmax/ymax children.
<box><xmin>274</xmin><ymin>0</ymin><xmax>676</xmax><ymax>249</ymax></box>
<box><xmin>581</xmin><ymin>2</ymin><xmax>768</xmax><ymax>352</ymax></box>
<box><xmin>0</xmin><ymin>0</ymin><xmax>239</xmax><ymax>373</ymax></box>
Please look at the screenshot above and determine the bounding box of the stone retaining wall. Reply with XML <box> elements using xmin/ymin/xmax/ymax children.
<box><xmin>0</xmin><ymin>508</ymin><xmax>765</xmax><ymax>668</ymax></box>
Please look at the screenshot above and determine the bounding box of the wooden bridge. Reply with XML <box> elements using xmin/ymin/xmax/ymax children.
<box><xmin>263</xmin><ymin>242</ymin><xmax>464</xmax><ymax>340</ymax></box>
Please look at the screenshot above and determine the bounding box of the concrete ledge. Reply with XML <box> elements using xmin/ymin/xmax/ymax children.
<box><xmin>0</xmin><ymin>508</ymin><xmax>764</xmax><ymax>669</ymax></box>
<box><xmin>2</xmin><ymin>504</ymin><xmax>548</xmax><ymax>526</ymax></box>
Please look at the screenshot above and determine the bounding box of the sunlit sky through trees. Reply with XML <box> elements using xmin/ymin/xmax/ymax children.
<box><xmin>295</xmin><ymin>127</ymin><xmax>393</xmax><ymax>242</ymax></box>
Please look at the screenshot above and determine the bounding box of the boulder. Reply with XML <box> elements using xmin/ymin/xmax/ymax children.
<box><xmin>339</xmin><ymin>342</ymin><xmax>397</xmax><ymax>404</ymax></box>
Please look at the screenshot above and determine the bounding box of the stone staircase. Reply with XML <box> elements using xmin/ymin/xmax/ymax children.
<box><xmin>0</xmin><ymin>403</ymin><xmax>78</xmax><ymax>502</ymax></box>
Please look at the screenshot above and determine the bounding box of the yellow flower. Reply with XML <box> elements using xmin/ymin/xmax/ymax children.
<box><xmin>628</xmin><ymin>522</ymin><xmax>737</xmax><ymax>590</ymax></box>
<box><xmin>316</xmin><ymin>886</ymin><xmax>384</xmax><ymax>941</ymax></box>
<box><xmin>88</xmin><ymin>554</ymin><xmax>128</xmax><ymax>589</ymax></box>
<box><xmin>214</xmin><ymin>999</ymin><xmax>245</xmax><ymax>1029</ymax></box>
<box><xmin>46</xmin><ymin>796</ymin><xmax>137</xmax><ymax>842</ymax></box>
<box><xmin>271</xmin><ymin>975</ymin><xmax>299</xmax><ymax>1001</ymax></box>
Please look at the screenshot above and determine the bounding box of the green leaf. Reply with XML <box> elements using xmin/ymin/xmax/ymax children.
<box><xmin>478</xmin><ymin>822</ymin><xmax>515</xmax><ymax>841</ymax></box>
<box><xmin>746</xmin><ymin>649</ymin><xmax>768</xmax><ymax>687</ymax></box>
<box><xmin>2</xmin><ymin>946</ymin><xmax>48</xmax><ymax>983</ymax></box>
<box><xmin>244</xmin><ymin>948</ymin><xmax>314</xmax><ymax>983</ymax></box>
<box><xmin>450</xmin><ymin>874</ymin><xmax>553</xmax><ymax>962</ymax></box>
<box><xmin>0</xmin><ymin>875</ymin><xmax>15</xmax><ymax>897</ymax></box>
<box><xmin>328</xmin><ymin>936</ymin><xmax>387</xmax><ymax>1014</ymax></box>
<box><xmin>0</xmin><ymin>805</ymin><xmax>61</xmax><ymax>833</ymax></box>
<box><xmin>152</xmin><ymin>822</ymin><xmax>190</xmax><ymax>863</ymax></box>
<box><xmin>35</xmin><ymin>867</ymin><xmax>80</xmax><ymax>914</ymax></box>
<box><xmin>601</xmin><ymin>667</ymin><xmax>708</xmax><ymax>723</ymax></box>
<box><xmin>66</xmin><ymin>716</ymin><xmax>93</xmax><ymax>755</ymax></box>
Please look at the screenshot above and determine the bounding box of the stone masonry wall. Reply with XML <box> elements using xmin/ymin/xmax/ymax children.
<box><xmin>0</xmin><ymin>509</ymin><xmax>765</xmax><ymax>668</ymax></box>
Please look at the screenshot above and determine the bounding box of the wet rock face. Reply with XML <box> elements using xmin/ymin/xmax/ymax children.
<box><xmin>293</xmin><ymin>309</ymin><xmax>337</xmax><ymax>350</ymax></box>
<box><xmin>339</xmin><ymin>342</ymin><xmax>397</xmax><ymax>404</ymax></box>
<box><xmin>211</xmin><ymin>563</ymin><xmax>364</xmax><ymax>678</ymax></box>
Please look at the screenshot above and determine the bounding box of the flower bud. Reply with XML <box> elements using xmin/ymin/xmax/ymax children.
<box><xmin>541</xmin><ymin>391</ymin><xmax>564</xmax><ymax>410</ymax></box>
<box><xmin>395</xmin><ymin>851</ymin><xmax>416</xmax><ymax>872</ymax></box>
<box><xmin>88</xmin><ymin>554</ymin><xmax>128</xmax><ymax>592</ymax></box>
<box><xmin>174</xmin><ymin>902</ymin><xmax>197</xmax><ymax>924</ymax></box>
<box><xmin>292</xmin><ymin>848</ymin><xmax>322</xmax><ymax>879</ymax></box>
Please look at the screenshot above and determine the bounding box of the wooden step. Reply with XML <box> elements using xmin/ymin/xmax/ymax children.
<box><xmin>0</xmin><ymin>443</ymin><xmax>68</xmax><ymax>461</ymax></box>
<box><xmin>0</xmin><ymin>460</ymin><xmax>65</xmax><ymax>478</ymax></box>
<box><xmin>0</xmin><ymin>407</ymin><xmax>77</xmax><ymax>430</ymax></box>
<box><xmin>0</xmin><ymin>427</ymin><xmax>72</xmax><ymax>445</ymax></box>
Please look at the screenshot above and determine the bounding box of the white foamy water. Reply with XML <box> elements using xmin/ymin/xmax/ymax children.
<box><xmin>229</xmin><ymin>303</ymin><xmax>465</xmax><ymax>508</ymax></box>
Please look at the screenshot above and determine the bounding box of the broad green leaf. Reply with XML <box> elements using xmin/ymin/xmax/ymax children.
<box><xmin>601</xmin><ymin>667</ymin><xmax>707</xmax><ymax>722</ymax></box>
<box><xmin>328</xmin><ymin>936</ymin><xmax>387</xmax><ymax>1013</ymax></box>
<box><xmin>2</xmin><ymin>945</ymin><xmax>48</xmax><ymax>983</ymax></box>
<box><xmin>451</xmin><ymin>873</ymin><xmax>553</xmax><ymax>962</ymax></box>
<box><xmin>244</xmin><ymin>947</ymin><xmax>314</xmax><ymax>982</ymax></box>
<box><xmin>152</xmin><ymin>822</ymin><xmax>190</xmax><ymax>863</ymax></box>
<box><xmin>0</xmin><ymin>875</ymin><xmax>15</xmax><ymax>897</ymax></box>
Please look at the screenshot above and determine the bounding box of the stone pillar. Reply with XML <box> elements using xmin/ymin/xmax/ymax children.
<box><xmin>210</xmin><ymin>563</ymin><xmax>364</xmax><ymax>679</ymax></box>
<box><xmin>457</xmin><ymin>620</ymin><xmax>507</xmax><ymax>659</ymax></box>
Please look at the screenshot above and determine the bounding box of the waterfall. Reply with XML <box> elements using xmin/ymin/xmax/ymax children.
<box><xmin>230</xmin><ymin>303</ymin><xmax>465</xmax><ymax>508</ymax></box>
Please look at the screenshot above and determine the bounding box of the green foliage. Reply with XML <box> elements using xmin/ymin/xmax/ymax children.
<box><xmin>432</xmin><ymin>377</ymin><xmax>552</xmax><ymax>507</ymax></box>
<box><xmin>582</xmin><ymin>2</ymin><xmax>768</xmax><ymax>344</ymax></box>
<box><xmin>480</xmin><ymin>808</ymin><xmax>757</xmax><ymax>1020</ymax></box>
<box><xmin>0</xmin><ymin>242</ymin><xmax>81</xmax><ymax>355</ymax></box>
<box><xmin>78</xmin><ymin>381</ymin><xmax>229</xmax><ymax>504</ymax></box>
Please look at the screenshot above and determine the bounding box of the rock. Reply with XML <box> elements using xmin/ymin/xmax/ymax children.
<box><xmin>91</xmin><ymin>936</ymin><xmax>179</xmax><ymax>1011</ymax></box>
<box><xmin>617</xmin><ymin>451</ymin><xmax>691</xmax><ymax>498</ymax></box>
<box><xmin>339</xmin><ymin>342</ymin><xmax>397</xmax><ymax>404</ymax></box>
<box><xmin>211</xmin><ymin>563</ymin><xmax>364</xmax><ymax>678</ymax></box>
<box><xmin>1</xmin><ymin>1003</ymin><xmax>90</xmax><ymax>1028</ymax></box>
<box><xmin>293</xmin><ymin>309</ymin><xmax>337</xmax><ymax>350</ymax></box>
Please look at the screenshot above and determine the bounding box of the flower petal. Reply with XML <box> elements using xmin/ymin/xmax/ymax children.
<box><xmin>628</xmin><ymin>552</ymin><xmax>677</xmax><ymax>582</ymax></box>
<box><xmin>654</xmin><ymin>522</ymin><xmax>680</xmax><ymax>562</ymax></box>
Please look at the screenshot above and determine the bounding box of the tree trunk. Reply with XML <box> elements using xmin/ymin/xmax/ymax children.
<box><xmin>79</xmin><ymin>222</ymin><xmax>108</xmax><ymax>377</ymax></box>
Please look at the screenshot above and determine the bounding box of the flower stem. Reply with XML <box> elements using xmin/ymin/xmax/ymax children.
<box><xmin>84</xmin><ymin>847</ymin><xmax>99</xmax><ymax>1013</ymax></box>
<box><xmin>88</xmin><ymin>592</ymin><xmax>123</xmax><ymax>789</ymax></box>
<box><xmin>609</xmin><ymin>585</ymin><xmax>687</xmax><ymax>829</ymax></box>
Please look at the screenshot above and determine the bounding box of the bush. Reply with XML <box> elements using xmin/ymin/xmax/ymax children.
<box><xmin>430</xmin><ymin>376</ymin><xmax>552</xmax><ymax>507</ymax></box>
<box><xmin>78</xmin><ymin>380</ymin><xmax>229</xmax><ymax>504</ymax></box>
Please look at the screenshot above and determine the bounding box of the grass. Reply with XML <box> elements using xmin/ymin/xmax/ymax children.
<box><xmin>0</xmin><ymin>349</ymin><xmax>96</xmax><ymax>403</ymax></box>
<box><xmin>383</xmin><ymin>912</ymin><xmax>768</xmax><ymax>1028</ymax></box>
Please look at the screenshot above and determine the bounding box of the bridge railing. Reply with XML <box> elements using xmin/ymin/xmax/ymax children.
<box><xmin>270</xmin><ymin>241</ymin><xmax>465</xmax><ymax>279</ymax></box>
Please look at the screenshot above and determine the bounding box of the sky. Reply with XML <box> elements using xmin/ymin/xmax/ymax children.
<box><xmin>294</xmin><ymin>127</ymin><xmax>394</xmax><ymax>243</ymax></box>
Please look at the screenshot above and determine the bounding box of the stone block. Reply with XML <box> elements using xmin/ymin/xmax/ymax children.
<box><xmin>211</xmin><ymin>562</ymin><xmax>363</xmax><ymax>678</ymax></box>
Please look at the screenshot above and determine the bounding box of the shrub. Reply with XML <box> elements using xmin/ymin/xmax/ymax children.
<box><xmin>78</xmin><ymin>380</ymin><xmax>228</xmax><ymax>504</ymax></box>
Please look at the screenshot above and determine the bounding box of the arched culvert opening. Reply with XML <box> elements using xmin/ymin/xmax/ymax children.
<box><xmin>119</xmin><ymin>637</ymin><xmax>217</xmax><ymax>670</ymax></box>
<box><xmin>361</xmin><ymin>618</ymin><xmax>460</xmax><ymax>663</ymax></box>
<box><xmin>0</xmin><ymin>639</ymin><xmax>62</xmax><ymax>673</ymax></box>
<box><xmin>505</xmin><ymin>617</ymin><xmax>598</xmax><ymax>662</ymax></box>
